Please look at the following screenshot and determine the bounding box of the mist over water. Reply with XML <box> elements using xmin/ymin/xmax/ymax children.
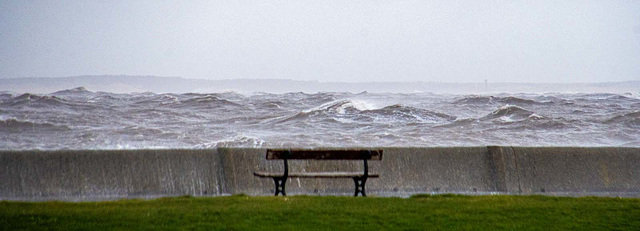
<box><xmin>1</xmin><ymin>87</ymin><xmax>639</xmax><ymax>150</ymax></box>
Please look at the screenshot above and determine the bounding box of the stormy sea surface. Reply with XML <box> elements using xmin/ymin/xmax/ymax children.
<box><xmin>1</xmin><ymin>87</ymin><xmax>639</xmax><ymax>150</ymax></box>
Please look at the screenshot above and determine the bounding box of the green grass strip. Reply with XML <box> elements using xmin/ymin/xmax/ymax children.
<box><xmin>1</xmin><ymin>194</ymin><xmax>639</xmax><ymax>230</ymax></box>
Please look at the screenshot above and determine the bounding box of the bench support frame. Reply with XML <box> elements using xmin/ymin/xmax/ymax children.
<box><xmin>273</xmin><ymin>159</ymin><xmax>289</xmax><ymax>196</ymax></box>
<box><xmin>269</xmin><ymin>158</ymin><xmax>371</xmax><ymax>197</ymax></box>
<box><xmin>352</xmin><ymin>158</ymin><xmax>369</xmax><ymax>196</ymax></box>
<box><xmin>352</xmin><ymin>176</ymin><xmax>367</xmax><ymax>197</ymax></box>
<box><xmin>273</xmin><ymin>177</ymin><xmax>287</xmax><ymax>196</ymax></box>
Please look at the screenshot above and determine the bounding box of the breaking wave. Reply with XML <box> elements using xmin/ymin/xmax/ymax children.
<box><xmin>304</xmin><ymin>99</ymin><xmax>376</xmax><ymax>114</ymax></box>
<box><xmin>279</xmin><ymin>100</ymin><xmax>454</xmax><ymax>125</ymax></box>
<box><xmin>481</xmin><ymin>105</ymin><xmax>535</xmax><ymax>121</ymax></box>
<box><xmin>364</xmin><ymin>105</ymin><xmax>456</xmax><ymax>123</ymax></box>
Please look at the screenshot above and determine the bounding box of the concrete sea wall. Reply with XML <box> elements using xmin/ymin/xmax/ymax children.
<box><xmin>1</xmin><ymin>147</ymin><xmax>639</xmax><ymax>201</ymax></box>
<box><xmin>0</xmin><ymin>149</ymin><xmax>224</xmax><ymax>201</ymax></box>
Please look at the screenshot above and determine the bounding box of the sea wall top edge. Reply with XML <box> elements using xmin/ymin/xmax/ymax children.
<box><xmin>1</xmin><ymin>146</ymin><xmax>639</xmax><ymax>153</ymax></box>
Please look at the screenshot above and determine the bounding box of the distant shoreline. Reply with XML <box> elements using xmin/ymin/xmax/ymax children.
<box><xmin>1</xmin><ymin>75</ymin><xmax>639</xmax><ymax>94</ymax></box>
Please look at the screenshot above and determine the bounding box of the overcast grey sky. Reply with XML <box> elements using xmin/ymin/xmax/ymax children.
<box><xmin>1</xmin><ymin>1</ymin><xmax>639</xmax><ymax>83</ymax></box>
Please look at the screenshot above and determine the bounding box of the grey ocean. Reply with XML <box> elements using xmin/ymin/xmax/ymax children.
<box><xmin>1</xmin><ymin>87</ymin><xmax>639</xmax><ymax>150</ymax></box>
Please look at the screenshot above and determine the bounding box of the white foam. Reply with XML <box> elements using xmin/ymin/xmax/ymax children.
<box><xmin>336</xmin><ymin>100</ymin><xmax>376</xmax><ymax>114</ymax></box>
<box><xmin>529</xmin><ymin>114</ymin><xmax>544</xmax><ymax>119</ymax></box>
<box><xmin>499</xmin><ymin>116</ymin><xmax>515</xmax><ymax>122</ymax></box>
<box><xmin>496</xmin><ymin>104</ymin><xmax>524</xmax><ymax>112</ymax></box>
<box><xmin>303</xmin><ymin>99</ymin><xmax>378</xmax><ymax>114</ymax></box>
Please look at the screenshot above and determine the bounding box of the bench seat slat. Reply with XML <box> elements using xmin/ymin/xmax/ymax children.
<box><xmin>254</xmin><ymin>171</ymin><xmax>380</xmax><ymax>178</ymax></box>
<box><xmin>266</xmin><ymin>149</ymin><xmax>383</xmax><ymax>160</ymax></box>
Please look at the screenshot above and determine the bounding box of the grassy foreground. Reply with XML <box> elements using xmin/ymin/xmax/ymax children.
<box><xmin>1</xmin><ymin>194</ymin><xmax>639</xmax><ymax>230</ymax></box>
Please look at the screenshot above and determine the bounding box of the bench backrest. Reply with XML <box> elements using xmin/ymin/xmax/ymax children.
<box><xmin>266</xmin><ymin>149</ymin><xmax>383</xmax><ymax>160</ymax></box>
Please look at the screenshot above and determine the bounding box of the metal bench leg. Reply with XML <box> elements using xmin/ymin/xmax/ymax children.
<box><xmin>273</xmin><ymin>177</ymin><xmax>287</xmax><ymax>196</ymax></box>
<box><xmin>353</xmin><ymin>177</ymin><xmax>367</xmax><ymax>197</ymax></box>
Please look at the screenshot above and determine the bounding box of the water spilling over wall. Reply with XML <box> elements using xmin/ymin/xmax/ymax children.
<box><xmin>1</xmin><ymin>147</ymin><xmax>639</xmax><ymax>201</ymax></box>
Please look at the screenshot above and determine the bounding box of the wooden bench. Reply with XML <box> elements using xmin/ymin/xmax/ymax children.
<box><xmin>253</xmin><ymin>149</ymin><xmax>383</xmax><ymax>197</ymax></box>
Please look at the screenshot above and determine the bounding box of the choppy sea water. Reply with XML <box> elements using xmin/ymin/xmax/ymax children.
<box><xmin>1</xmin><ymin>87</ymin><xmax>639</xmax><ymax>150</ymax></box>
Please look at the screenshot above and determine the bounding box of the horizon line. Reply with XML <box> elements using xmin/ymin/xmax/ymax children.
<box><xmin>2</xmin><ymin>75</ymin><xmax>639</xmax><ymax>85</ymax></box>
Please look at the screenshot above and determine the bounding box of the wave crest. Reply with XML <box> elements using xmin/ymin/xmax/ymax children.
<box><xmin>365</xmin><ymin>104</ymin><xmax>457</xmax><ymax>123</ymax></box>
<box><xmin>482</xmin><ymin>105</ymin><xmax>534</xmax><ymax>121</ymax></box>
<box><xmin>180</xmin><ymin>95</ymin><xmax>241</xmax><ymax>107</ymax></box>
